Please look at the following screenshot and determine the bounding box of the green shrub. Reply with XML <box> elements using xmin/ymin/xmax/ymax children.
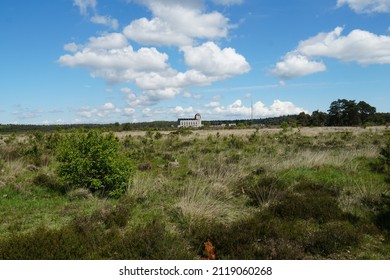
<box><xmin>380</xmin><ymin>138</ymin><xmax>390</xmax><ymax>181</ymax></box>
<box><xmin>98</xmin><ymin>220</ymin><xmax>193</xmax><ymax>260</ymax></box>
<box><xmin>56</xmin><ymin>130</ymin><xmax>134</xmax><ymax>197</ymax></box>
<box><xmin>91</xmin><ymin>198</ymin><xmax>133</xmax><ymax>228</ymax></box>
<box><xmin>240</xmin><ymin>175</ymin><xmax>285</xmax><ymax>206</ymax></box>
<box><xmin>306</xmin><ymin>221</ymin><xmax>360</xmax><ymax>256</ymax></box>
<box><xmin>33</xmin><ymin>173</ymin><xmax>64</xmax><ymax>194</ymax></box>
<box><xmin>0</xmin><ymin>216</ymin><xmax>192</xmax><ymax>260</ymax></box>
<box><xmin>271</xmin><ymin>191</ymin><xmax>343</xmax><ymax>223</ymax></box>
<box><xmin>67</xmin><ymin>188</ymin><xmax>93</xmax><ymax>201</ymax></box>
<box><xmin>154</xmin><ymin>131</ymin><xmax>163</xmax><ymax>140</ymax></box>
<box><xmin>375</xmin><ymin>194</ymin><xmax>390</xmax><ymax>231</ymax></box>
<box><xmin>184</xmin><ymin>213</ymin><xmax>308</xmax><ymax>260</ymax></box>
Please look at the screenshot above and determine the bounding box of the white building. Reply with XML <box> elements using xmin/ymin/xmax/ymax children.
<box><xmin>178</xmin><ymin>113</ymin><xmax>202</xmax><ymax>128</ymax></box>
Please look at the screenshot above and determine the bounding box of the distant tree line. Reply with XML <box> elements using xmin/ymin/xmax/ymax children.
<box><xmin>296</xmin><ymin>99</ymin><xmax>390</xmax><ymax>127</ymax></box>
<box><xmin>1</xmin><ymin>99</ymin><xmax>389</xmax><ymax>133</ymax></box>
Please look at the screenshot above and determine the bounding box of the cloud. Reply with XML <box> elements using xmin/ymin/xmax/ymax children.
<box><xmin>85</xmin><ymin>33</ymin><xmax>128</xmax><ymax>49</ymax></box>
<box><xmin>78</xmin><ymin>103</ymin><xmax>119</xmax><ymax>118</ymax></box>
<box><xmin>271</xmin><ymin>53</ymin><xmax>326</xmax><ymax>79</ymax></box>
<box><xmin>78</xmin><ymin>107</ymin><xmax>95</xmax><ymax>118</ymax></box>
<box><xmin>205</xmin><ymin>102</ymin><xmax>220</xmax><ymax>107</ymax></box>
<box><xmin>213</xmin><ymin>99</ymin><xmax>307</xmax><ymax>117</ymax></box>
<box><xmin>123</xmin><ymin>108</ymin><xmax>135</xmax><ymax>116</ymax></box>
<box><xmin>90</xmin><ymin>15</ymin><xmax>119</xmax><ymax>30</ymax></box>
<box><xmin>60</xmin><ymin>35</ymin><xmax>249</xmax><ymax>107</ymax></box>
<box><xmin>272</xmin><ymin>26</ymin><xmax>390</xmax><ymax>79</ymax></box>
<box><xmin>170</xmin><ymin>106</ymin><xmax>194</xmax><ymax>116</ymax></box>
<box><xmin>297</xmin><ymin>26</ymin><xmax>390</xmax><ymax>64</ymax></box>
<box><xmin>213</xmin><ymin>0</ymin><xmax>244</xmax><ymax>5</ymax></box>
<box><xmin>74</xmin><ymin>1</ymin><xmax>119</xmax><ymax>30</ymax></box>
<box><xmin>73</xmin><ymin>0</ymin><xmax>97</xmax><ymax>15</ymax></box>
<box><xmin>102</xmin><ymin>102</ymin><xmax>115</xmax><ymax>110</ymax></box>
<box><xmin>59</xmin><ymin>36</ymin><xmax>170</xmax><ymax>85</ymax></box>
<box><xmin>62</xmin><ymin>1</ymin><xmax>250</xmax><ymax>113</ymax></box>
<box><xmin>12</xmin><ymin>108</ymin><xmax>42</xmax><ymax>120</ymax></box>
<box><xmin>182</xmin><ymin>92</ymin><xmax>192</xmax><ymax>98</ymax></box>
<box><xmin>120</xmin><ymin>87</ymin><xmax>134</xmax><ymax>94</ymax></box>
<box><xmin>182</xmin><ymin>42</ymin><xmax>251</xmax><ymax>77</ymax></box>
<box><xmin>123</xmin><ymin>0</ymin><xmax>230</xmax><ymax>46</ymax></box>
<box><xmin>64</xmin><ymin>43</ymin><xmax>80</xmax><ymax>52</ymax></box>
<box><xmin>337</xmin><ymin>0</ymin><xmax>390</xmax><ymax>13</ymax></box>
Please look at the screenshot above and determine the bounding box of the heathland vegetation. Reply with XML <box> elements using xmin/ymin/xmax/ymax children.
<box><xmin>0</xmin><ymin>125</ymin><xmax>390</xmax><ymax>259</ymax></box>
<box><xmin>0</xmin><ymin>99</ymin><xmax>390</xmax><ymax>260</ymax></box>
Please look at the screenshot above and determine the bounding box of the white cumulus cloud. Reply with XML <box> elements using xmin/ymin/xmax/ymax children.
<box><xmin>61</xmin><ymin>1</ymin><xmax>250</xmax><ymax>113</ymax></box>
<box><xmin>213</xmin><ymin>99</ymin><xmax>307</xmax><ymax>117</ymax></box>
<box><xmin>337</xmin><ymin>0</ymin><xmax>390</xmax><ymax>13</ymax></box>
<box><xmin>297</xmin><ymin>26</ymin><xmax>390</xmax><ymax>65</ymax></box>
<box><xmin>272</xmin><ymin>26</ymin><xmax>390</xmax><ymax>79</ymax></box>
<box><xmin>86</xmin><ymin>33</ymin><xmax>128</xmax><ymax>49</ymax></box>
<box><xmin>271</xmin><ymin>53</ymin><xmax>326</xmax><ymax>79</ymax></box>
<box><xmin>182</xmin><ymin>42</ymin><xmax>251</xmax><ymax>77</ymax></box>
<box><xmin>59</xmin><ymin>37</ymin><xmax>170</xmax><ymax>85</ymax></box>
<box><xmin>123</xmin><ymin>0</ymin><xmax>230</xmax><ymax>46</ymax></box>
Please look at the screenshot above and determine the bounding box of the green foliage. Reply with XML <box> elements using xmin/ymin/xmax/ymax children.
<box><xmin>280</xmin><ymin>121</ymin><xmax>289</xmax><ymax>132</ymax></box>
<box><xmin>91</xmin><ymin>197</ymin><xmax>133</xmax><ymax>228</ymax></box>
<box><xmin>327</xmin><ymin>99</ymin><xmax>376</xmax><ymax>126</ymax></box>
<box><xmin>56</xmin><ymin>130</ymin><xmax>133</xmax><ymax>197</ymax></box>
<box><xmin>154</xmin><ymin>131</ymin><xmax>163</xmax><ymax>140</ymax></box>
<box><xmin>1</xmin><ymin>126</ymin><xmax>390</xmax><ymax>260</ymax></box>
<box><xmin>67</xmin><ymin>188</ymin><xmax>93</xmax><ymax>201</ymax></box>
<box><xmin>380</xmin><ymin>138</ymin><xmax>390</xmax><ymax>181</ymax></box>
<box><xmin>33</xmin><ymin>173</ymin><xmax>64</xmax><ymax>194</ymax></box>
<box><xmin>271</xmin><ymin>185</ymin><xmax>343</xmax><ymax>223</ymax></box>
<box><xmin>375</xmin><ymin>194</ymin><xmax>390</xmax><ymax>231</ymax></box>
<box><xmin>0</xmin><ymin>216</ymin><xmax>192</xmax><ymax>260</ymax></box>
<box><xmin>306</xmin><ymin>221</ymin><xmax>360</xmax><ymax>256</ymax></box>
<box><xmin>240</xmin><ymin>174</ymin><xmax>285</xmax><ymax>206</ymax></box>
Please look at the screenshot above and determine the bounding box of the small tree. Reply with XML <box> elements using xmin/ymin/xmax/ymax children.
<box><xmin>57</xmin><ymin>130</ymin><xmax>133</xmax><ymax>197</ymax></box>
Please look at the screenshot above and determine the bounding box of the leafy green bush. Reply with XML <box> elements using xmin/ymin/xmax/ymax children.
<box><xmin>56</xmin><ymin>130</ymin><xmax>134</xmax><ymax>197</ymax></box>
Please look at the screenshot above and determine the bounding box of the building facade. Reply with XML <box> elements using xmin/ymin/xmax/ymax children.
<box><xmin>178</xmin><ymin>113</ymin><xmax>202</xmax><ymax>128</ymax></box>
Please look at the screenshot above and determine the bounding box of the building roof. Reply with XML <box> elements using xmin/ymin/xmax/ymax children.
<box><xmin>177</xmin><ymin>113</ymin><xmax>201</xmax><ymax>121</ymax></box>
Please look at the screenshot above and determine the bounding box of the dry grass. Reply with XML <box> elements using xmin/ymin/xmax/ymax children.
<box><xmin>175</xmin><ymin>180</ymin><xmax>245</xmax><ymax>227</ymax></box>
<box><xmin>114</xmin><ymin>126</ymin><xmax>388</xmax><ymax>139</ymax></box>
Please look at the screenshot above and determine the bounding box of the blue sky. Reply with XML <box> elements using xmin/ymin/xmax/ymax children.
<box><xmin>1</xmin><ymin>0</ymin><xmax>389</xmax><ymax>124</ymax></box>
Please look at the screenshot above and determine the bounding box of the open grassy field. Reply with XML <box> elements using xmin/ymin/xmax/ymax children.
<box><xmin>0</xmin><ymin>126</ymin><xmax>390</xmax><ymax>259</ymax></box>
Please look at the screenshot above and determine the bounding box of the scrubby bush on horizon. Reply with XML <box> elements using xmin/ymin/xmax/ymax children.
<box><xmin>56</xmin><ymin>130</ymin><xmax>133</xmax><ymax>197</ymax></box>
